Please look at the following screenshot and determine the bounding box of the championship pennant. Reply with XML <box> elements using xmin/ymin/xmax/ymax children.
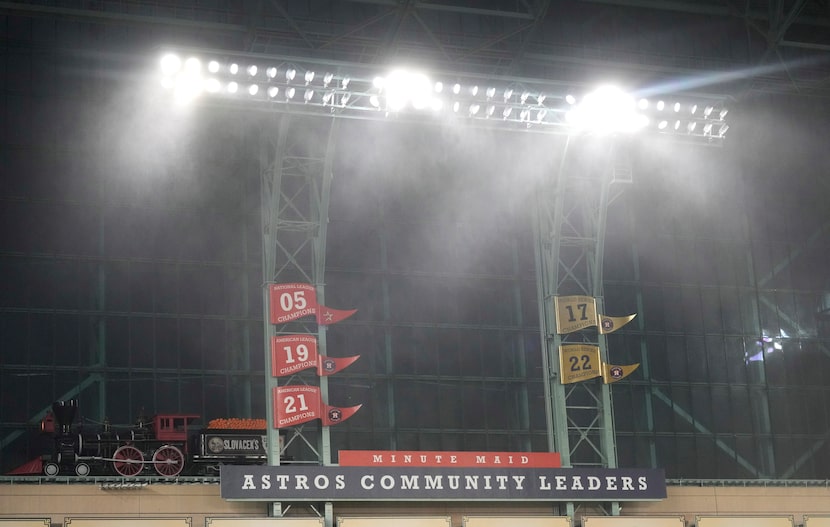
<box><xmin>269</xmin><ymin>283</ymin><xmax>357</xmax><ymax>325</ymax></box>
<box><xmin>273</xmin><ymin>385</ymin><xmax>362</xmax><ymax>428</ymax></box>
<box><xmin>554</xmin><ymin>295</ymin><xmax>636</xmax><ymax>334</ymax></box>
<box><xmin>271</xmin><ymin>335</ymin><xmax>360</xmax><ymax>377</ymax></box>
<box><xmin>558</xmin><ymin>344</ymin><xmax>640</xmax><ymax>384</ymax></box>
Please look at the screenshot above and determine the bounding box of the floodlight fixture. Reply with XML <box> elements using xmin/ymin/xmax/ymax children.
<box><xmin>156</xmin><ymin>50</ymin><xmax>729</xmax><ymax>143</ymax></box>
<box><xmin>160</xmin><ymin>54</ymin><xmax>181</xmax><ymax>76</ymax></box>
<box><xmin>565</xmin><ymin>85</ymin><xmax>648</xmax><ymax>135</ymax></box>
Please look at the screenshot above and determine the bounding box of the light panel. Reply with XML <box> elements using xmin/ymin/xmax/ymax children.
<box><xmin>157</xmin><ymin>50</ymin><xmax>731</xmax><ymax>143</ymax></box>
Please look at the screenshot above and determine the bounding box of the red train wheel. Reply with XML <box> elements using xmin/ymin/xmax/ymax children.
<box><xmin>152</xmin><ymin>445</ymin><xmax>185</xmax><ymax>477</ymax></box>
<box><xmin>112</xmin><ymin>445</ymin><xmax>144</xmax><ymax>477</ymax></box>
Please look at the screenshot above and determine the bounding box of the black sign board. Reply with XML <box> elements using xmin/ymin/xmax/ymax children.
<box><xmin>220</xmin><ymin>465</ymin><xmax>666</xmax><ymax>502</ymax></box>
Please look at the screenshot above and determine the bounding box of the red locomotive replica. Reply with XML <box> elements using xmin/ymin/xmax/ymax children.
<box><xmin>8</xmin><ymin>400</ymin><xmax>280</xmax><ymax>478</ymax></box>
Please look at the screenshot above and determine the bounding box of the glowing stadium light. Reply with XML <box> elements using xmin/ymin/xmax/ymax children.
<box><xmin>205</xmin><ymin>78</ymin><xmax>221</xmax><ymax>93</ymax></box>
<box><xmin>340</xmin><ymin>92</ymin><xmax>351</xmax><ymax>106</ymax></box>
<box><xmin>286</xmin><ymin>68</ymin><xmax>296</xmax><ymax>81</ymax></box>
<box><xmin>704</xmin><ymin>105</ymin><xmax>714</xmax><ymax>117</ymax></box>
<box><xmin>247</xmin><ymin>65</ymin><xmax>258</xmax><ymax>76</ymax></box>
<box><xmin>703</xmin><ymin>123</ymin><xmax>713</xmax><ymax>135</ymax></box>
<box><xmin>503</xmin><ymin>107</ymin><xmax>513</xmax><ymax>118</ymax></box>
<box><xmin>453</xmin><ymin>83</ymin><xmax>461</xmax><ymax>95</ymax></box>
<box><xmin>673</xmin><ymin>102</ymin><xmax>681</xmax><ymax>112</ymax></box>
<box><xmin>565</xmin><ymin>85</ymin><xmax>648</xmax><ymax>135</ymax></box>
<box><xmin>322</xmin><ymin>91</ymin><xmax>334</xmax><ymax>104</ymax></box>
<box><xmin>207</xmin><ymin>60</ymin><xmax>220</xmax><ymax>74</ymax></box>
<box><xmin>471</xmin><ymin>85</ymin><xmax>479</xmax><ymax>96</ymax></box>
<box><xmin>434</xmin><ymin>82</ymin><xmax>444</xmax><ymax>93</ymax></box>
<box><xmin>248</xmin><ymin>84</ymin><xmax>259</xmax><ymax>95</ymax></box>
<box><xmin>286</xmin><ymin>87</ymin><xmax>296</xmax><ymax>99</ymax></box>
<box><xmin>227</xmin><ymin>81</ymin><xmax>238</xmax><ymax>93</ymax></box>
<box><xmin>266</xmin><ymin>66</ymin><xmax>277</xmax><ymax>79</ymax></box>
<box><xmin>674</xmin><ymin>120</ymin><xmax>681</xmax><ymax>130</ymax></box>
<box><xmin>537</xmin><ymin>94</ymin><xmax>546</xmax><ymax>105</ymax></box>
<box><xmin>160</xmin><ymin>54</ymin><xmax>181</xmax><ymax>76</ymax></box>
<box><xmin>656</xmin><ymin>100</ymin><xmax>665</xmax><ymax>111</ymax></box>
<box><xmin>565</xmin><ymin>94</ymin><xmax>576</xmax><ymax>105</ymax></box>
<box><xmin>719</xmin><ymin>109</ymin><xmax>729</xmax><ymax>120</ymax></box>
<box><xmin>323</xmin><ymin>72</ymin><xmax>334</xmax><ymax>86</ymax></box>
<box><xmin>486</xmin><ymin>87</ymin><xmax>496</xmax><ymax>99</ymax></box>
<box><xmin>369</xmin><ymin>95</ymin><xmax>380</xmax><ymax>108</ymax></box>
<box><xmin>229</xmin><ymin>63</ymin><xmax>239</xmax><ymax>75</ymax></box>
<box><xmin>691</xmin><ymin>104</ymin><xmax>698</xmax><ymax>114</ymax></box>
<box><xmin>267</xmin><ymin>86</ymin><xmax>279</xmax><ymax>98</ymax></box>
<box><xmin>453</xmin><ymin>101</ymin><xmax>460</xmax><ymax>112</ymax></box>
<box><xmin>719</xmin><ymin>124</ymin><xmax>729</xmax><ymax>136</ymax></box>
<box><xmin>341</xmin><ymin>77</ymin><xmax>350</xmax><ymax>89</ymax></box>
<box><xmin>658</xmin><ymin>120</ymin><xmax>668</xmax><ymax>130</ymax></box>
<box><xmin>537</xmin><ymin>109</ymin><xmax>548</xmax><ymax>122</ymax></box>
<box><xmin>304</xmin><ymin>70</ymin><xmax>315</xmax><ymax>84</ymax></box>
<box><xmin>304</xmin><ymin>89</ymin><xmax>314</xmax><ymax>102</ymax></box>
<box><xmin>504</xmin><ymin>88</ymin><xmax>513</xmax><ymax>100</ymax></box>
<box><xmin>687</xmin><ymin>121</ymin><xmax>697</xmax><ymax>133</ymax></box>
<box><xmin>469</xmin><ymin>103</ymin><xmax>480</xmax><ymax>116</ymax></box>
<box><xmin>638</xmin><ymin>98</ymin><xmax>648</xmax><ymax>109</ymax></box>
<box><xmin>381</xmin><ymin>69</ymin><xmax>434</xmax><ymax>111</ymax></box>
<box><xmin>520</xmin><ymin>91</ymin><xmax>530</xmax><ymax>104</ymax></box>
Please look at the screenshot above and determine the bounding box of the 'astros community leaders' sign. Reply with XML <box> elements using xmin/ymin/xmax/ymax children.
<box><xmin>220</xmin><ymin>465</ymin><xmax>666</xmax><ymax>501</ymax></box>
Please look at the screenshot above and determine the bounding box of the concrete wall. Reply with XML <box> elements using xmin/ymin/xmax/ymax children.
<box><xmin>1</xmin><ymin>484</ymin><xmax>829</xmax><ymax>526</ymax></box>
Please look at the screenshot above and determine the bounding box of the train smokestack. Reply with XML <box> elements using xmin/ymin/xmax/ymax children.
<box><xmin>51</xmin><ymin>400</ymin><xmax>77</xmax><ymax>434</ymax></box>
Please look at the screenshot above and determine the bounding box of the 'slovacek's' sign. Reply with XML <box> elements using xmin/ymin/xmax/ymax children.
<box><xmin>220</xmin><ymin>465</ymin><xmax>666</xmax><ymax>502</ymax></box>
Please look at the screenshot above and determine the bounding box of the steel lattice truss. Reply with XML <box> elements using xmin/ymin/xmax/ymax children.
<box><xmin>4</xmin><ymin>0</ymin><xmax>830</xmax><ymax>97</ymax></box>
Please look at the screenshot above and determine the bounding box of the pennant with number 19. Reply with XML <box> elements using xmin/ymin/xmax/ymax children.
<box><xmin>271</xmin><ymin>335</ymin><xmax>360</xmax><ymax>377</ymax></box>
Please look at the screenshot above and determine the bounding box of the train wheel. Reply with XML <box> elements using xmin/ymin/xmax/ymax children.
<box><xmin>152</xmin><ymin>445</ymin><xmax>185</xmax><ymax>477</ymax></box>
<box><xmin>44</xmin><ymin>462</ymin><xmax>59</xmax><ymax>477</ymax></box>
<box><xmin>112</xmin><ymin>445</ymin><xmax>144</xmax><ymax>477</ymax></box>
<box><xmin>75</xmin><ymin>462</ymin><xmax>90</xmax><ymax>477</ymax></box>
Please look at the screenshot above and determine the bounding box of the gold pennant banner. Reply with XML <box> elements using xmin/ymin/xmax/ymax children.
<box><xmin>598</xmin><ymin>313</ymin><xmax>637</xmax><ymax>334</ymax></box>
<box><xmin>554</xmin><ymin>296</ymin><xmax>598</xmax><ymax>334</ymax></box>
<box><xmin>559</xmin><ymin>344</ymin><xmax>602</xmax><ymax>384</ymax></box>
<box><xmin>602</xmin><ymin>362</ymin><xmax>640</xmax><ymax>383</ymax></box>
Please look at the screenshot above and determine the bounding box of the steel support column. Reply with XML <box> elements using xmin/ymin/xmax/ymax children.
<box><xmin>259</xmin><ymin>113</ymin><xmax>338</xmax><ymax>524</ymax></box>
<box><xmin>534</xmin><ymin>137</ymin><xmax>629</xmax><ymax>516</ymax></box>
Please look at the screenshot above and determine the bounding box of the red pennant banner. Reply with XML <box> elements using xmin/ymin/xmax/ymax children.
<box><xmin>271</xmin><ymin>335</ymin><xmax>319</xmax><ymax>377</ymax></box>
<box><xmin>321</xmin><ymin>403</ymin><xmax>362</xmax><ymax>426</ymax></box>
<box><xmin>274</xmin><ymin>385</ymin><xmax>322</xmax><ymax>427</ymax></box>
<box><xmin>317</xmin><ymin>354</ymin><xmax>360</xmax><ymax>376</ymax></box>
<box><xmin>271</xmin><ymin>335</ymin><xmax>361</xmax><ymax>377</ymax></box>
<box><xmin>273</xmin><ymin>385</ymin><xmax>361</xmax><ymax>428</ymax></box>
<box><xmin>268</xmin><ymin>283</ymin><xmax>356</xmax><ymax>326</ymax></box>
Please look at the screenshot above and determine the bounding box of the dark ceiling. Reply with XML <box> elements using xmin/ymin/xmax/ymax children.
<box><xmin>4</xmin><ymin>0</ymin><xmax>830</xmax><ymax>99</ymax></box>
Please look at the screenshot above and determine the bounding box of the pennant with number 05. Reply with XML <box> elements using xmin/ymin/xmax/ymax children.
<box><xmin>269</xmin><ymin>283</ymin><xmax>357</xmax><ymax>325</ymax></box>
<box><xmin>273</xmin><ymin>385</ymin><xmax>362</xmax><ymax>428</ymax></box>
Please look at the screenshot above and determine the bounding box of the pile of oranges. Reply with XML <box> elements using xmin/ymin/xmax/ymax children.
<box><xmin>207</xmin><ymin>418</ymin><xmax>267</xmax><ymax>430</ymax></box>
